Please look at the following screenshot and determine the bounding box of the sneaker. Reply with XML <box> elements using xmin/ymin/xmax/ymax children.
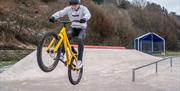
<box><xmin>54</xmin><ymin>53</ymin><xmax>64</xmax><ymax>61</ymax></box>
<box><xmin>59</xmin><ymin>55</ymin><xmax>64</xmax><ymax>61</ymax></box>
<box><xmin>76</xmin><ymin>60</ymin><xmax>83</xmax><ymax>69</ymax></box>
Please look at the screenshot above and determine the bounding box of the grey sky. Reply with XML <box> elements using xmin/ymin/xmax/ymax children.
<box><xmin>128</xmin><ymin>0</ymin><xmax>180</xmax><ymax>15</ymax></box>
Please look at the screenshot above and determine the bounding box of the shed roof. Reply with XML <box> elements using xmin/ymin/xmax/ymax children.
<box><xmin>135</xmin><ymin>32</ymin><xmax>165</xmax><ymax>42</ymax></box>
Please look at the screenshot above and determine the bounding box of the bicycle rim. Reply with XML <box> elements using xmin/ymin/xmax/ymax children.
<box><xmin>68</xmin><ymin>57</ymin><xmax>83</xmax><ymax>85</ymax></box>
<box><xmin>37</xmin><ymin>32</ymin><xmax>59</xmax><ymax>72</ymax></box>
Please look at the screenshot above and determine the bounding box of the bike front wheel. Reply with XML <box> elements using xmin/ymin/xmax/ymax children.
<box><xmin>68</xmin><ymin>56</ymin><xmax>83</xmax><ymax>85</ymax></box>
<box><xmin>37</xmin><ymin>31</ymin><xmax>59</xmax><ymax>72</ymax></box>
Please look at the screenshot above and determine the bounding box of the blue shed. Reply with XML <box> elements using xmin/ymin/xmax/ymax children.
<box><xmin>134</xmin><ymin>32</ymin><xmax>165</xmax><ymax>54</ymax></box>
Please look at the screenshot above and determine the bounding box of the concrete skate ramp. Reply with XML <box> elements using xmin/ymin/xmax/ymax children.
<box><xmin>0</xmin><ymin>49</ymin><xmax>161</xmax><ymax>81</ymax></box>
<box><xmin>1</xmin><ymin>49</ymin><xmax>180</xmax><ymax>91</ymax></box>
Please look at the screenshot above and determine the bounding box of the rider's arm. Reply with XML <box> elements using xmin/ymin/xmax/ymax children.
<box><xmin>51</xmin><ymin>7</ymin><xmax>70</xmax><ymax>20</ymax></box>
<box><xmin>82</xmin><ymin>6</ymin><xmax>91</xmax><ymax>21</ymax></box>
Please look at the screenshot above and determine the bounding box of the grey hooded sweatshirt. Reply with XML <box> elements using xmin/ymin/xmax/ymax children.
<box><xmin>52</xmin><ymin>5</ymin><xmax>91</xmax><ymax>29</ymax></box>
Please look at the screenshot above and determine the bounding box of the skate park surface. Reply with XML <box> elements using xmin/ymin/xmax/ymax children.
<box><xmin>0</xmin><ymin>48</ymin><xmax>180</xmax><ymax>91</ymax></box>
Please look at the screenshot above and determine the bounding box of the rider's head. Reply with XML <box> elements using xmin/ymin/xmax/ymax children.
<box><xmin>69</xmin><ymin>0</ymin><xmax>81</xmax><ymax>5</ymax></box>
<box><xmin>69</xmin><ymin>0</ymin><xmax>80</xmax><ymax>10</ymax></box>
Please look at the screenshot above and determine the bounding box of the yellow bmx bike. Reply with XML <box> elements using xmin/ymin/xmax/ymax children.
<box><xmin>37</xmin><ymin>20</ymin><xmax>83</xmax><ymax>85</ymax></box>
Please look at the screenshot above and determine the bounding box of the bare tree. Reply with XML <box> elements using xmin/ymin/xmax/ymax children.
<box><xmin>132</xmin><ymin>0</ymin><xmax>147</xmax><ymax>8</ymax></box>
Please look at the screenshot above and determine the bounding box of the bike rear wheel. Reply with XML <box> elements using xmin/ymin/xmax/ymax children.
<box><xmin>68</xmin><ymin>56</ymin><xmax>83</xmax><ymax>85</ymax></box>
<box><xmin>37</xmin><ymin>31</ymin><xmax>59</xmax><ymax>72</ymax></box>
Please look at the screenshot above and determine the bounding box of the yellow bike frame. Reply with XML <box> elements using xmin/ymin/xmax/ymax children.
<box><xmin>46</xmin><ymin>26</ymin><xmax>77</xmax><ymax>66</ymax></box>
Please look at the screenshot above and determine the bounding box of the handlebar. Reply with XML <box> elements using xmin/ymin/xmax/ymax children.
<box><xmin>54</xmin><ymin>20</ymin><xmax>81</xmax><ymax>27</ymax></box>
<box><xmin>57</xmin><ymin>20</ymin><xmax>80</xmax><ymax>25</ymax></box>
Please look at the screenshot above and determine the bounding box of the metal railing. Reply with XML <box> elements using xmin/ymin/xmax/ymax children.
<box><xmin>132</xmin><ymin>57</ymin><xmax>174</xmax><ymax>82</ymax></box>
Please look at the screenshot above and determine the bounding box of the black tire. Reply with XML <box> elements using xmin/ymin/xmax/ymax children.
<box><xmin>68</xmin><ymin>56</ymin><xmax>83</xmax><ymax>85</ymax></box>
<box><xmin>37</xmin><ymin>31</ymin><xmax>59</xmax><ymax>72</ymax></box>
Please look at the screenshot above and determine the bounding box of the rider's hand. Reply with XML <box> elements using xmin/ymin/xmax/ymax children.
<box><xmin>80</xmin><ymin>18</ymin><xmax>86</xmax><ymax>23</ymax></box>
<box><xmin>49</xmin><ymin>16</ymin><xmax>56</xmax><ymax>23</ymax></box>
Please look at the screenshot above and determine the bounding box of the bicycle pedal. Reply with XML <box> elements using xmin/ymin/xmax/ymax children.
<box><xmin>50</xmin><ymin>50</ymin><xmax>54</xmax><ymax>53</ymax></box>
<box><xmin>46</xmin><ymin>50</ymin><xmax>54</xmax><ymax>53</ymax></box>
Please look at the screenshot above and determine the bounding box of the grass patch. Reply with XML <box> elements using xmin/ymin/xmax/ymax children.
<box><xmin>0</xmin><ymin>50</ymin><xmax>33</xmax><ymax>69</ymax></box>
<box><xmin>152</xmin><ymin>51</ymin><xmax>180</xmax><ymax>57</ymax></box>
<box><xmin>0</xmin><ymin>56</ymin><xmax>20</xmax><ymax>68</ymax></box>
<box><xmin>165</xmin><ymin>51</ymin><xmax>180</xmax><ymax>56</ymax></box>
<box><xmin>0</xmin><ymin>60</ymin><xmax>17</xmax><ymax>68</ymax></box>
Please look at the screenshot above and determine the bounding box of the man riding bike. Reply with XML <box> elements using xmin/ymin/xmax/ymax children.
<box><xmin>49</xmin><ymin>0</ymin><xmax>91</xmax><ymax>69</ymax></box>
